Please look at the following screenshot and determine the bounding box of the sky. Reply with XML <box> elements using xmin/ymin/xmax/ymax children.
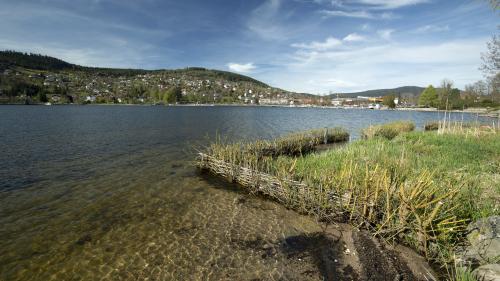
<box><xmin>0</xmin><ymin>0</ymin><xmax>498</xmax><ymax>94</ymax></box>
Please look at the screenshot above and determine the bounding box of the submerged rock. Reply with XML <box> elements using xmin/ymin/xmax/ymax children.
<box><xmin>461</xmin><ymin>216</ymin><xmax>500</xmax><ymax>264</ymax></box>
<box><xmin>75</xmin><ymin>234</ymin><xmax>92</xmax><ymax>245</ymax></box>
<box><xmin>473</xmin><ymin>264</ymin><xmax>500</xmax><ymax>281</ymax></box>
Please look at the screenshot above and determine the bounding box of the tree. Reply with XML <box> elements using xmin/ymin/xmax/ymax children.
<box><xmin>448</xmin><ymin>88</ymin><xmax>464</xmax><ymax>109</ymax></box>
<box><xmin>38</xmin><ymin>90</ymin><xmax>48</xmax><ymax>103</ymax></box>
<box><xmin>484</xmin><ymin>0</ymin><xmax>499</xmax><ymax>10</ymax></box>
<box><xmin>171</xmin><ymin>86</ymin><xmax>183</xmax><ymax>103</ymax></box>
<box><xmin>382</xmin><ymin>94</ymin><xmax>396</xmax><ymax>108</ymax></box>
<box><xmin>162</xmin><ymin>91</ymin><xmax>175</xmax><ymax>104</ymax></box>
<box><xmin>437</xmin><ymin>79</ymin><xmax>454</xmax><ymax>109</ymax></box>
<box><xmin>480</xmin><ymin>34</ymin><xmax>500</xmax><ymax>78</ymax></box>
<box><xmin>418</xmin><ymin>85</ymin><xmax>439</xmax><ymax>107</ymax></box>
<box><xmin>490</xmin><ymin>73</ymin><xmax>500</xmax><ymax>100</ymax></box>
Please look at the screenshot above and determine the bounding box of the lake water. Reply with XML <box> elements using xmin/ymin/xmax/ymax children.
<box><xmin>0</xmin><ymin>105</ymin><xmax>488</xmax><ymax>280</ymax></box>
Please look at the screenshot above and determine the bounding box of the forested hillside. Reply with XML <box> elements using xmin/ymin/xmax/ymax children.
<box><xmin>0</xmin><ymin>51</ymin><xmax>308</xmax><ymax>105</ymax></box>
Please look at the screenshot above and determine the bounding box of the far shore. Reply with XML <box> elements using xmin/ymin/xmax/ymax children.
<box><xmin>1</xmin><ymin>102</ymin><xmax>499</xmax><ymax>117</ymax></box>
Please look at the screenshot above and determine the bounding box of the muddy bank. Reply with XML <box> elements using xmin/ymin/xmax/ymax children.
<box><xmin>237</xmin><ymin>223</ymin><xmax>437</xmax><ymax>281</ymax></box>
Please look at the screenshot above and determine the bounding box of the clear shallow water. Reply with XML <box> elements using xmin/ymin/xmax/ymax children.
<box><xmin>0</xmin><ymin>105</ymin><xmax>488</xmax><ymax>280</ymax></box>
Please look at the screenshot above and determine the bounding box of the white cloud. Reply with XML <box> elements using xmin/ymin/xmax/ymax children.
<box><xmin>321</xmin><ymin>9</ymin><xmax>396</xmax><ymax>19</ymax></box>
<box><xmin>292</xmin><ymin>39</ymin><xmax>485</xmax><ymax>66</ymax></box>
<box><xmin>247</xmin><ymin>0</ymin><xmax>290</xmax><ymax>40</ymax></box>
<box><xmin>377</xmin><ymin>29</ymin><xmax>394</xmax><ymax>40</ymax></box>
<box><xmin>277</xmin><ymin>38</ymin><xmax>487</xmax><ymax>94</ymax></box>
<box><xmin>227</xmin><ymin>62</ymin><xmax>256</xmax><ymax>73</ymax></box>
<box><xmin>313</xmin><ymin>0</ymin><xmax>429</xmax><ymax>9</ymax></box>
<box><xmin>352</xmin><ymin>0</ymin><xmax>429</xmax><ymax>9</ymax></box>
<box><xmin>291</xmin><ymin>37</ymin><xmax>342</xmax><ymax>50</ymax></box>
<box><xmin>319</xmin><ymin>78</ymin><xmax>359</xmax><ymax>88</ymax></box>
<box><xmin>414</xmin><ymin>25</ymin><xmax>450</xmax><ymax>34</ymax></box>
<box><xmin>380</xmin><ymin>12</ymin><xmax>397</xmax><ymax>19</ymax></box>
<box><xmin>343</xmin><ymin>33</ymin><xmax>365</xmax><ymax>42</ymax></box>
<box><xmin>321</xmin><ymin>10</ymin><xmax>375</xmax><ymax>18</ymax></box>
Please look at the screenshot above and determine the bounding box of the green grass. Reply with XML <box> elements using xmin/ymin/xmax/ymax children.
<box><xmin>287</xmin><ymin>131</ymin><xmax>498</xmax><ymax>263</ymax></box>
<box><xmin>206</xmin><ymin>127</ymin><xmax>349</xmax><ymax>162</ymax></box>
<box><xmin>450</xmin><ymin>266</ymin><xmax>477</xmax><ymax>281</ymax></box>
<box><xmin>361</xmin><ymin>120</ymin><xmax>415</xmax><ymax>140</ymax></box>
<box><xmin>424</xmin><ymin>121</ymin><xmax>440</xmax><ymax>131</ymax></box>
<box><xmin>201</xmin><ymin>123</ymin><xmax>500</xmax><ymax>268</ymax></box>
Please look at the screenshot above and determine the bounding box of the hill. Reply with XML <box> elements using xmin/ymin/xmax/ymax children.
<box><xmin>0</xmin><ymin>51</ymin><xmax>316</xmax><ymax>105</ymax></box>
<box><xmin>0</xmin><ymin>51</ymin><xmax>267</xmax><ymax>85</ymax></box>
<box><xmin>332</xmin><ymin>86</ymin><xmax>425</xmax><ymax>98</ymax></box>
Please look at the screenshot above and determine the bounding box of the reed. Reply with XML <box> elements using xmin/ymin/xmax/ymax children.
<box><xmin>361</xmin><ymin>121</ymin><xmax>415</xmax><ymax>140</ymax></box>
<box><xmin>204</xmin><ymin>127</ymin><xmax>349</xmax><ymax>163</ymax></box>
<box><xmin>198</xmin><ymin>125</ymin><xmax>500</xmax><ymax>271</ymax></box>
<box><xmin>424</xmin><ymin>121</ymin><xmax>440</xmax><ymax>131</ymax></box>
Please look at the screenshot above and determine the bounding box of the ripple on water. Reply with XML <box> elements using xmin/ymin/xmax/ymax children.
<box><xmin>1</xmin><ymin>153</ymin><xmax>328</xmax><ymax>281</ymax></box>
<box><xmin>1</xmin><ymin>106</ymin><xmax>487</xmax><ymax>280</ymax></box>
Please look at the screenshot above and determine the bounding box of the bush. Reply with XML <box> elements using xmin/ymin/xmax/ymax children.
<box><xmin>424</xmin><ymin>121</ymin><xmax>439</xmax><ymax>131</ymax></box>
<box><xmin>361</xmin><ymin>121</ymin><xmax>415</xmax><ymax>140</ymax></box>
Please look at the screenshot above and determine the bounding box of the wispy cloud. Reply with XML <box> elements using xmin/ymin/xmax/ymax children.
<box><xmin>321</xmin><ymin>9</ymin><xmax>396</xmax><ymax>19</ymax></box>
<box><xmin>354</xmin><ymin>0</ymin><xmax>430</xmax><ymax>9</ymax></box>
<box><xmin>343</xmin><ymin>33</ymin><xmax>366</xmax><ymax>42</ymax></box>
<box><xmin>227</xmin><ymin>62</ymin><xmax>256</xmax><ymax>73</ymax></box>
<box><xmin>246</xmin><ymin>0</ymin><xmax>288</xmax><ymax>40</ymax></box>
<box><xmin>414</xmin><ymin>24</ymin><xmax>450</xmax><ymax>34</ymax></box>
<box><xmin>316</xmin><ymin>0</ymin><xmax>429</xmax><ymax>10</ymax></box>
<box><xmin>291</xmin><ymin>33</ymin><xmax>367</xmax><ymax>51</ymax></box>
<box><xmin>292</xmin><ymin>37</ymin><xmax>342</xmax><ymax>50</ymax></box>
<box><xmin>281</xmin><ymin>38</ymin><xmax>487</xmax><ymax>93</ymax></box>
<box><xmin>377</xmin><ymin>29</ymin><xmax>394</xmax><ymax>40</ymax></box>
<box><xmin>0</xmin><ymin>0</ymin><xmax>496</xmax><ymax>95</ymax></box>
<box><xmin>321</xmin><ymin>9</ymin><xmax>372</xmax><ymax>18</ymax></box>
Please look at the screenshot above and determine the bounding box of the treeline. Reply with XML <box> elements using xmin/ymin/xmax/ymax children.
<box><xmin>418</xmin><ymin>78</ymin><xmax>500</xmax><ymax>109</ymax></box>
<box><xmin>166</xmin><ymin>67</ymin><xmax>269</xmax><ymax>87</ymax></box>
<box><xmin>417</xmin><ymin>32</ymin><xmax>500</xmax><ymax>109</ymax></box>
<box><xmin>0</xmin><ymin>50</ymin><xmax>76</xmax><ymax>71</ymax></box>
<box><xmin>0</xmin><ymin>75</ymin><xmax>71</xmax><ymax>104</ymax></box>
<box><xmin>128</xmin><ymin>83</ymin><xmax>239</xmax><ymax>104</ymax></box>
<box><xmin>0</xmin><ymin>51</ymin><xmax>269</xmax><ymax>85</ymax></box>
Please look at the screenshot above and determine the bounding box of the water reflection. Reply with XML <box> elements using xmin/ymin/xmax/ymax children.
<box><xmin>0</xmin><ymin>105</ymin><xmax>489</xmax><ymax>280</ymax></box>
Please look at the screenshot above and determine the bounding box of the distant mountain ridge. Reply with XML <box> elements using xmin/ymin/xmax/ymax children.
<box><xmin>332</xmin><ymin>86</ymin><xmax>425</xmax><ymax>98</ymax></box>
<box><xmin>0</xmin><ymin>50</ymin><xmax>268</xmax><ymax>86</ymax></box>
<box><xmin>1</xmin><ymin>50</ymin><xmax>322</xmax><ymax>105</ymax></box>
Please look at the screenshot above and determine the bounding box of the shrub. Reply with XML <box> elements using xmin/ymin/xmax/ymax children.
<box><xmin>361</xmin><ymin>121</ymin><xmax>415</xmax><ymax>140</ymax></box>
<box><xmin>424</xmin><ymin>121</ymin><xmax>439</xmax><ymax>131</ymax></box>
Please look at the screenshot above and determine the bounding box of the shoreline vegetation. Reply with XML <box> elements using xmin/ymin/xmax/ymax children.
<box><xmin>1</xmin><ymin>52</ymin><xmax>499</xmax><ymax>118</ymax></box>
<box><xmin>197</xmin><ymin>121</ymin><xmax>500</xmax><ymax>280</ymax></box>
<box><xmin>0</xmin><ymin>102</ymin><xmax>498</xmax><ymax>118</ymax></box>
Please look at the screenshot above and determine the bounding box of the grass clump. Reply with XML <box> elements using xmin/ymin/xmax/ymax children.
<box><xmin>206</xmin><ymin>127</ymin><xmax>349</xmax><ymax>162</ymax></box>
<box><xmin>295</xmin><ymin>131</ymin><xmax>498</xmax><ymax>264</ymax></box>
<box><xmin>361</xmin><ymin>121</ymin><xmax>415</xmax><ymax>140</ymax></box>
<box><xmin>257</xmin><ymin>127</ymin><xmax>349</xmax><ymax>157</ymax></box>
<box><xmin>425</xmin><ymin>121</ymin><xmax>440</xmax><ymax>131</ymax></box>
<box><xmin>450</xmin><ymin>266</ymin><xmax>477</xmax><ymax>281</ymax></box>
<box><xmin>199</xmin><ymin>123</ymin><xmax>500</xmax><ymax>271</ymax></box>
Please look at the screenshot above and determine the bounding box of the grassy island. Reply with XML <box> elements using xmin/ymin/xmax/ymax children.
<box><xmin>198</xmin><ymin>121</ymin><xmax>500</xmax><ymax>276</ymax></box>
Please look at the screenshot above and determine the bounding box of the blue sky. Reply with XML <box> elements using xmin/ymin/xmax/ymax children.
<box><xmin>0</xmin><ymin>0</ymin><xmax>498</xmax><ymax>94</ymax></box>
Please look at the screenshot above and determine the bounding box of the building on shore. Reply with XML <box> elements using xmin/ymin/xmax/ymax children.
<box><xmin>258</xmin><ymin>98</ymin><xmax>290</xmax><ymax>105</ymax></box>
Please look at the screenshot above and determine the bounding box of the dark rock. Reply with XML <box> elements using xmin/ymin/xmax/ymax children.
<box><xmin>473</xmin><ymin>264</ymin><xmax>500</xmax><ymax>281</ymax></box>
<box><xmin>76</xmin><ymin>234</ymin><xmax>92</xmax><ymax>245</ymax></box>
<box><xmin>461</xmin><ymin>216</ymin><xmax>500</xmax><ymax>264</ymax></box>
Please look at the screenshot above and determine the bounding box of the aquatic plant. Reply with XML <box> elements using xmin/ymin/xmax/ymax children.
<box><xmin>205</xmin><ymin>127</ymin><xmax>349</xmax><ymax>162</ymax></box>
<box><xmin>361</xmin><ymin>121</ymin><xmax>415</xmax><ymax>140</ymax></box>
<box><xmin>198</xmin><ymin>124</ymin><xmax>500</xmax><ymax>272</ymax></box>
<box><xmin>424</xmin><ymin>121</ymin><xmax>440</xmax><ymax>131</ymax></box>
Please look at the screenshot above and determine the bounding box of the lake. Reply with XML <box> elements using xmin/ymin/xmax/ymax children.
<box><xmin>0</xmin><ymin>105</ymin><xmax>488</xmax><ymax>280</ymax></box>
